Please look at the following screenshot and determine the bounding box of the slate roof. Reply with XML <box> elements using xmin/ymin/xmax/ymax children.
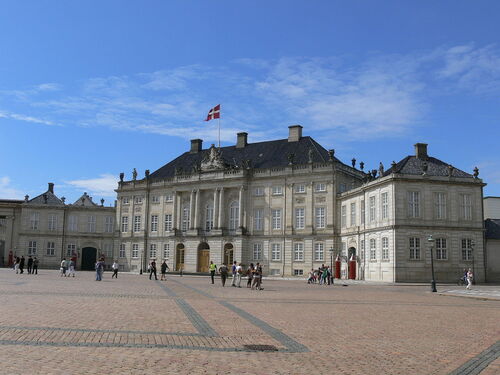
<box><xmin>383</xmin><ymin>156</ymin><xmax>473</xmax><ymax>178</ymax></box>
<box><xmin>150</xmin><ymin>136</ymin><xmax>341</xmax><ymax>179</ymax></box>
<box><xmin>72</xmin><ymin>193</ymin><xmax>98</xmax><ymax>207</ymax></box>
<box><xmin>486</xmin><ymin>219</ymin><xmax>500</xmax><ymax>240</ymax></box>
<box><xmin>27</xmin><ymin>191</ymin><xmax>64</xmax><ymax>206</ymax></box>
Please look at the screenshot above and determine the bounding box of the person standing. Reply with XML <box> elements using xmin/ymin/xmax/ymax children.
<box><xmin>111</xmin><ymin>260</ymin><xmax>119</xmax><ymax>279</ymax></box>
<box><xmin>149</xmin><ymin>260</ymin><xmax>158</xmax><ymax>280</ymax></box>
<box><xmin>252</xmin><ymin>262</ymin><xmax>262</xmax><ymax>290</ymax></box>
<box><xmin>231</xmin><ymin>261</ymin><xmax>237</xmax><ymax>287</ymax></box>
<box><xmin>27</xmin><ymin>256</ymin><xmax>33</xmax><ymax>274</ymax></box>
<box><xmin>235</xmin><ymin>263</ymin><xmax>243</xmax><ymax>288</ymax></box>
<box><xmin>68</xmin><ymin>260</ymin><xmax>76</xmax><ymax>277</ymax></box>
<box><xmin>246</xmin><ymin>263</ymin><xmax>254</xmax><ymax>288</ymax></box>
<box><xmin>60</xmin><ymin>258</ymin><xmax>67</xmax><ymax>277</ymax></box>
<box><xmin>32</xmin><ymin>257</ymin><xmax>39</xmax><ymax>275</ymax></box>
<box><xmin>466</xmin><ymin>268</ymin><xmax>474</xmax><ymax>290</ymax></box>
<box><xmin>19</xmin><ymin>256</ymin><xmax>25</xmax><ymax>274</ymax></box>
<box><xmin>14</xmin><ymin>256</ymin><xmax>20</xmax><ymax>274</ymax></box>
<box><xmin>160</xmin><ymin>260</ymin><xmax>169</xmax><ymax>281</ymax></box>
<box><xmin>219</xmin><ymin>263</ymin><xmax>228</xmax><ymax>287</ymax></box>
<box><xmin>95</xmin><ymin>258</ymin><xmax>104</xmax><ymax>281</ymax></box>
<box><xmin>209</xmin><ymin>261</ymin><xmax>217</xmax><ymax>284</ymax></box>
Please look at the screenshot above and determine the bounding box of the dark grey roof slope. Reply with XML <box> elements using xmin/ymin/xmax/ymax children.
<box><xmin>384</xmin><ymin>156</ymin><xmax>472</xmax><ymax>178</ymax></box>
<box><xmin>27</xmin><ymin>191</ymin><xmax>64</xmax><ymax>206</ymax></box>
<box><xmin>486</xmin><ymin>219</ymin><xmax>500</xmax><ymax>240</ymax></box>
<box><xmin>150</xmin><ymin>136</ymin><xmax>340</xmax><ymax>179</ymax></box>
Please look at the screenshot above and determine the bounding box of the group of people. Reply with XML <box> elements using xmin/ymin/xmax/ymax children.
<box><xmin>95</xmin><ymin>258</ymin><xmax>120</xmax><ymax>281</ymax></box>
<box><xmin>209</xmin><ymin>260</ymin><xmax>264</xmax><ymax>290</ymax></box>
<box><xmin>307</xmin><ymin>265</ymin><xmax>334</xmax><ymax>285</ymax></box>
<box><xmin>148</xmin><ymin>260</ymin><xmax>169</xmax><ymax>281</ymax></box>
<box><xmin>60</xmin><ymin>258</ymin><xmax>76</xmax><ymax>277</ymax></box>
<box><xmin>13</xmin><ymin>255</ymin><xmax>39</xmax><ymax>275</ymax></box>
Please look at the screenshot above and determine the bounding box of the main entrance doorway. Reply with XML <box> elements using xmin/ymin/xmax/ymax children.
<box><xmin>176</xmin><ymin>244</ymin><xmax>185</xmax><ymax>271</ymax></box>
<box><xmin>224</xmin><ymin>243</ymin><xmax>233</xmax><ymax>266</ymax></box>
<box><xmin>81</xmin><ymin>247</ymin><xmax>97</xmax><ymax>271</ymax></box>
<box><xmin>0</xmin><ymin>240</ymin><xmax>5</xmax><ymax>267</ymax></box>
<box><xmin>197</xmin><ymin>242</ymin><xmax>210</xmax><ymax>272</ymax></box>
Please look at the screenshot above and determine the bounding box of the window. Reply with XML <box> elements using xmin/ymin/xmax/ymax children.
<box><xmin>460</xmin><ymin>194</ymin><xmax>472</xmax><ymax>220</ymax></box>
<box><xmin>315</xmin><ymin>207</ymin><xmax>326</xmax><ymax>228</ymax></box>
<box><xmin>254</xmin><ymin>187</ymin><xmax>264</xmax><ymax>196</ymax></box>
<box><xmin>294</xmin><ymin>269</ymin><xmax>304</xmax><ymax>276</ymax></box>
<box><xmin>271</xmin><ymin>243</ymin><xmax>281</xmax><ymax>261</ymax></box>
<box><xmin>121</xmin><ymin>216</ymin><xmax>129</xmax><ymax>232</ymax></box>
<box><xmin>339</xmin><ymin>183</ymin><xmax>346</xmax><ymax>193</ymax></box>
<box><xmin>149</xmin><ymin>244</ymin><xmax>157</xmax><ymax>258</ymax></box>
<box><xmin>461</xmin><ymin>238</ymin><xmax>473</xmax><ymax>260</ymax></box>
<box><xmin>272</xmin><ymin>209</ymin><xmax>282</xmax><ymax>230</ymax></box>
<box><xmin>295</xmin><ymin>184</ymin><xmax>306</xmax><ymax>193</ymax></box>
<box><xmin>67</xmin><ymin>243</ymin><xmax>76</xmax><ymax>257</ymax></box>
<box><xmin>181</xmin><ymin>206</ymin><xmax>190</xmax><ymax>231</ymax></box>
<box><xmin>253</xmin><ymin>243</ymin><xmax>262</xmax><ymax>260</ymax></box>
<box><xmin>134</xmin><ymin>216</ymin><xmax>141</xmax><ymax>232</ymax></box>
<box><xmin>30</xmin><ymin>212</ymin><xmax>39</xmax><ymax>230</ymax></box>
<box><xmin>272</xmin><ymin>186</ymin><xmax>283</xmax><ymax>195</ymax></box>
<box><xmin>104</xmin><ymin>243</ymin><xmax>113</xmax><ymax>258</ymax></box>
<box><xmin>163</xmin><ymin>243</ymin><xmax>170</xmax><ymax>259</ymax></box>
<box><xmin>105</xmin><ymin>216</ymin><xmax>114</xmax><ymax>233</ymax></box>
<box><xmin>295</xmin><ymin>208</ymin><xmax>305</xmax><ymax>229</ymax></box>
<box><xmin>314</xmin><ymin>243</ymin><xmax>324</xmax><ymax>261</ymax></box>
<box><xmin>370</xmin><ymin>239</ymin><xmax>376</xmax><ymax>261</ymax></box>
<box><xmin>381</xmin><ymin>192</ymin><xmax>388</xmax><ymax>220</ymax></box>
<box><xmin>436</xmin><ymin>238</ymin><xmax>447</xmax><ymax>260</ymax></box>
<box><xmin>122</xmin><ymin>196</ymin><xmax>130</xmax><ymax>205</ymax></box>
<box><xmin>253</xmin><ymin>209</ymin><xmax>263</xmax><ymax>231</ymax></box>
<box><xmin>294</xmin><ymin>243</ymin><xmax>304</xmax><ymax>261</ymax></box>
<box><xmin>341</xmin><ymin>205</ymin><xmax>347</xmax><ymax>228</ymax></box>
<box><xmin>229</xmin><ymin>201</ymin><xmax>239</xmax><ymax>231</ymax></box>
<box><xmin>408</xmin><ymin>191</ymin><xmax>420</xmax><ymax>218</ymax></box>
<box><xmin>132</xmin><ymin>244</ymin><xmax>139</xmax><ymax>258</ymax></box>
<box><xmin>151</xmin><ymin>195</ymin><xmax>160</xmax><ymax>204</ymax></box>
<box><xmin>134</xmin><ymin>196</ymin><xmax>143</xmax><ymax>204</ymax></box>
<box><xmin>151</xmin><ymin>215</ymin><xmax>158</xmax><ymax>232</ymax></box>
<box><xmin>409</xmin><ymin>237</ymin><xmax>420</xmax><ymax>260</ymax></box>
<box><xmin>87</xmin><ymin>215</ymin><xmax>96</xmax><ymax>233</ymax></box>
<box><xmin>164</xmin><ymin>214</ymin><xmax>172</xmax><ymax>231</ymax></box>
<box><xmin>165</xmin><ymin>193</ymin><xmax>173</xmax><ymax>202</ymax></box>
<box><xmin>435</xmin><ymin>193</ymin><xmax>447</xmax><ymax>219</ymax></box>
<box><xmin>360</xmin><ymin>240</ymin><xmax>365</xmax><ymax>260</ymax></box>
<box><xmin>315</xmin><ymin>183</ymin><xmax>326</xmax><ymax>192</ymax></box>
<box><xmin>205</xmin><ymin>204</ymin><xmax>214</xmax><ymax>232</ymax></box>
<box><xmin>270</xmin><ymin>269</ymin><xmax>281</xmax><ymax>276</ymax></box>
<box><xmin>119</xmin><ymin>244</ymin><xmax>126</xmax><ymax>258</ymax></box>
<box><xmin>0</xmin><ymin>217</ymin><xmax>4</xmax><ymax>234</ymax></box>
<box><xmin>68</xmin><ymin>215</ymin><xmax>78</xmax><ymax>232</ymax></box>
<box><xmin>361</xmin><ymin>200</ymin><xmax>365</xmax><ymax>224</ymax></box>
<box><xmin>350</xmin><ymin>202</ymin><xmax>356</xmax><ymax>227</ymax></box>
<box><xmin>382</xmin><ymin>237</ymin><xmax>389</xmax><ymax>260</ymax></box>
<box><xmin>46</xmin><ymin>241</ymin><xmax>55</xmax><ymax>256</ymax></box>
<box><xmin>48</xmin><ymin>214</ymin><xmax>57</xmax><ymax>231</ymax></box>
<box><xmin>28</xmin><ymin>241</ymin><xmax>37</xmax><ymax>256</ymax></box>
<box><xmin>369</xmin><ymin>196</ymin><xmax>376</xmax><ymax>222</ymax></box>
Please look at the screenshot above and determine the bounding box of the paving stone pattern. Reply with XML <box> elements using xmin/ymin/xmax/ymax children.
<box><xmin>0</xmin><ymin>269</ymin><xmax>498</xmax><ymax>374</ymax></box>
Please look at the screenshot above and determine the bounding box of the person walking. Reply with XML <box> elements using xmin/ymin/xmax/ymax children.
<box><xmin>19</xmin><ymin>256</ymin><xmax>25</xmax><ymax>274</ymax></box>
<box><xmin>219</xmin><ymin>263</ymin><xmax>229</xmax><ymax>287</ymax></box>
<box><xmin>68</xmin><ymin>260</ymin><xmax>76</xmax><ymax>277</ymax></box>
<box><xmin>27</xmin><ymin>256</ymin><xmax>33</xmax><ymax>274</ymax></box>
<box><xmin>246</xmin><ymin>263</ymin><xmax>254</xmax><ymax>288</ymax></box>
<box><xmin>149</xmin><ymin>260</ymin><xmax>158</xmax><ymax>280</ymax></box>
<box><xmin>252</xmin><ymin>263</ymin><xmax>263</xmax><ymax>290</ymax></box>
<box><xmin>235</xmin><ymin>262</ymin><xmax>243</xmax><ymax>288</ymax></box>
<box><xmin>32</xmin><ymin>257</ymin><xmax>39</xmax><ymax>275</ymax></box>
<box><xmin>231</xmin><ymin>261</ymin><xmax>237</xmax><ymax>287</ymax></box>
<box><xmin>111</xmin><ymin>260</ymin><xmax>119</xmax><ymax>279</ymax></box>
<box><xmin>60</xmin><ymin>258</ymin><xmax>67</xmax><ymax>276</ymax></box>
<box><xmin>14</xmin><ymin>256</ymin><xmax>20</xmax><ymax>274</ymax></box>
<box><xmin>95</xmin><ymin>258</ymin><xmax>104</xmax><ymax>281</ymax></box>
<box><xmin>160</xmin><ymin>260</ymin><xmax>169</xmax><ymax>281</ymax></box>
<box><xmin>466</xmin><ymin>268</ymin><xmax>474</xmax><ymax>290</ymax></box>
<box><xmin>209</xmin><ymin>261</ymin><xmax>217</xmax><ymax>284</ymax></box>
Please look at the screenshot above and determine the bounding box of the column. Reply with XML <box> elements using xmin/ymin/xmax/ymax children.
<box><xmin>238</xmin><ymin>186</ymin><xmax>243</xmax><ymax>228</ymax></box>
<box><xmin>218</xmin><ymin>188</ymin><xmax>224</xmax><ymax>229</ymax></box>
<box><xmin>176</xmin><ymin>192</ymin><xmax>182</xmax><ymax>229</ymax></box>
<box><xmin>189</xmin><ymin>190</ymin><xmax>195</xmax><ymax>230</ymax></box>
<box><xmin>194</xmin><ymin>189</ymin><xmax>200</xmax><ymax>229</ymax></box>
<box><xmin>172</xmin><ymin>191</ymin><xmax>177</xmax><ymax>230</ymax></box>
<box><xmin>213</xmin><ymin>189</ymin><xmax>219</xmax><ymax>229</ymax></box>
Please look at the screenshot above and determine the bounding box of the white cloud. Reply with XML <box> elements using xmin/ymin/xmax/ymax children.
<box><xmin>0</xmin><ymin>177</ymin><xmax>24</xmax><ymax>199</ymax></box>
<box><xmin>0</xmin><ymin>111</ymin><xmax>57</xmax><ymax>126</ymax></box>
<box><xmin>65</xmin><ymin>174</ymin><xmax>118</xmax><ymax>197</ymax></box>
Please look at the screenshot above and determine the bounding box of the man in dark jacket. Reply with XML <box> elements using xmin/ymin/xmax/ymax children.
<box><xmin>19</xmin><ymin>256</ymin><xmax>25</xmax><ymax>274</ymax></box>
<box><xmin>27</xmin><ymin>256</ymin><xmax>33</xmax><ymax>274</ymax></box>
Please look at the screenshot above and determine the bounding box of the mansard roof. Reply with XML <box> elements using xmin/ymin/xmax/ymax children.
<box><xmin>27</xmin><ymin>191</ymin><xmax>64</xmax><ymax>206</ymax></box>
<box><xmin>72</xmin><ymin>193</ymin><xmax>98</xmax><ymax>207</ymax></box>
<box><xmin>486</xmin><ymin>219</ymin><xmax>500</xmax><ymax>240</ymax></box>
<box><xmin>383</xmin><ymin>155</ymin><xmax>473</xmax><ymax>178</ymax></box>
<box><xmin>150</xmin><ymin>136</ymin><xmax>341</xmax><ymax>179</ymax></box>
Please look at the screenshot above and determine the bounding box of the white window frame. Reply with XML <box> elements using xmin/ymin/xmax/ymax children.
<box><xmin>48</xmin><ymin>214</ymin><xmax>57</xmax><ymax>231</ymax></box>
<box><xmin>28</xmin><ymin>240</ymin><xmax>37</xmax><ymax>256</ymax></box>
<box><xmin>163</xmin><ymin>243</ymin><xmax>170</xmax><ymax>259</ymax></box>
<box><xmin>122</xmin><ymin>196</ymin><xmax>130</xmax><ymax>205</ymax></box>
<box><xmin>408</xmin><ymin>191</ymin><xmax>420</xmax><ymax>218</ymax></box>
<box><xmin>361</xmin><ymin>200</ymin><xmax>365</xmax><ymax>224</ymax></box>
<box><xmin>104</xmin><ymin>216</ymin><xmax>114</xmax><ymax>233</ymax></box>
<box><xmin>151</xmin><ymin>215</ymin><xmax>158</xmax><ymax>232</ymax></box>
<box><xmin>119</xmin><ymin>244</ymin><xmax>126</xmax><ymax>258</ymax></box>
<box><xmin>68</xmin><ymin>215</ymin><xmax>78</xmax><ymax>232</ymax></box>
<box><xmin>435</xmin><ymin>192</ymin><xmax>447</xmax><ymax>220</ymax></box>
<box><xmin>87</xmin><ymin>215</ymin><xmax>96</xmax><ymax>233</ymax></box>
<box><xmin>409</xmin><ymin>237</ymin><xmax>420</xmax><ymax>260</ymax></box>
<box><xmin>436</xmin><ymin>238</ymin><xmax>447</xmax><ymax>260</ymax></box>
<box><xmin>46</xmin><ymin>241</ymin><xmax>55</xmax><ymax>256</ymax></box>
<box><xmin>314</xmin><ymin>242</ymin><xmax>324</xmax><ymax>261</ymax></box>
<box><xmin>272</xmin><ymin>209</ymin><xmax>282</xmax><ymax>230</ymax></box>
<box><xmin>133</xmin><ymin>215</ymin><xmax>141</xmax><ymax>232</ymax></box>
<box><xmin>181</xmin><ymin>206</ymin><xmax>190</xmax><ymax>232</ymax></box>
<box><xmin>294</xmin><ymin>242</ymin><xmax>304</xmax><ymax>261</ymax></box>
<box><xmin>271</xmin><ymin>243</ymin><xmax>281</xmax><ymax>261</ymax></box>
<box><xmin>350</xmin><ymin>202</ymin><xmax>356</xmax><ymax>227</ymax></box>
<box><xmin>30</xmin><ymin>212</ymin><xmax>39</xmax><ymax>230</ymax></box>
<box><xmin>165</xmin><ymin>194</ymin><xmax>173</xmax><ymax>202</ymax></box>
<box><xmin>134</xmin><ymin>196</ymin><xmax>143</xmax><ymax>204</ymax></box>
<box><xmin>151</xmin><ymin>195</ymin><xmax>160</xmax><ymax>204</ymax></box>
<box><xmin>254</xmin><ymin>209</ymin><xmax>263</xmax><ymax>231</ymax></box>
<box><xmin>315</xmin><ymin>207</ymin><xmax>326</xmax><ymax>229</ymax></box>
<box><xmin>461</xmin><ymin>238</ymin><xmax>473</xmax><ymax>260</ymax></box>
<box><xmin>149</xmin><ymin>243</ymin><xmax>157</xmax><ymax>259</ymax></box>
<box><xmin>121</xmin><ymin>216</ymin><xmax>129</xmax><ymax>233</ymax></box>
<box><xmin>103</xmin><ymin>243</ymin><xmax>113</xmax><ymax>258</ymax></box>
<box><xmin>381</xmin><ymin>192</ymin><xmax>389</xmax><ymax>220</ymax></box>
<box><xmin>254</xmin><ymin>187</ymin><xmax>264</xmax><ymax>196</ymax></box>
<box><xmin>132</xmin><ymin>244</ymin><xmax>139</xmax><ymax>259</ymax></box>
<box><xmin>164</xmin><ymin>214</ymin><xmax>172</xmax><ymax>232</ymax></box>
<box><xmin>295</xmin><ymin>184</ymin><xmax>306</xmax><ymax>193</ymax></box>
<box><xmin>229</xmin><ymin>201</ymin><xmax>239</xmax><ymax>231</ymax></box>
<box><xmin>272</xmin><ymin>186</ymin><xmax>283</xmax><ymax>195</ymax></box>
<box><xmin>370</xmin><ymin>239</ymin><xmax>377</xmax><ymax>261</ymax></box>
<box><xmin>315</xmin><ymin>183</ymin><xmax>326</xmax><ymax>192</ymax></box>
<box><xmin>341</xmin><ymin>205</ymin><xmax>347</xmax><ymax>228</ymax></box>
<box><xmin>294</xmin><ymin>269</ymin><xmax>304</xmax><ymax>276</ymax></box>
<box><xmin>67</xmin><ymin>243</ymin><xmax>76</xmax><ymax>257</ymax></box>
<box><xmin>369</xmin><ymin>196</ymin><xmax>376</xmax><ymax>222</ymax></box>
<box><xmin>382</xmin><ymin>237</ymin><xmax>389</xmax><ymax>261</ymax></box>
<box><xmin>295</xmin><ymin>207</ymin><xmax>305</xmax><ymax>229</ymax></box>
<box><xmin>461</xmin><ymin>194</ymin><xmax>472</xmax><ymax>220</ymax></box>
<box><xmin>253</xmin><ymin>243</ymin><xmax>262</xmax><ymax>261</ymax></box>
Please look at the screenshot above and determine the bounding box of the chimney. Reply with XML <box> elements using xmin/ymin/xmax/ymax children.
<box><xmin>288</xmin><ymin>125</ymin><xmax>303</xmax><ymax>142</ymax></box>
<box><xmin>236</xmin><ymin>132</ymin><xmax>248</xmax><ymax>148</ymax></box>
<box><xmin>414</xmin><ymin>143</ymin><xmax>428</xmax><ymax>159</ymax></box>
<box><xmin>48</xmin><ymin>182</ymin><xmax>54</xmax><ymax>193</ymax></box>
<box><xmin>190</xmin><ymin>139</ymin><xmax>203</xmax><ymax>153</ymax></box>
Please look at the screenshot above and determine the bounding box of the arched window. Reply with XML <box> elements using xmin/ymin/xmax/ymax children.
<box><xmin>229</xmin><ymin>201</ymin><xmax>239</xmax><ymax>231</ymax></box>
<box><xmin>205</xmin><ymin>203</ymin><xmax>214</xmax><ymax>232</ymax></box>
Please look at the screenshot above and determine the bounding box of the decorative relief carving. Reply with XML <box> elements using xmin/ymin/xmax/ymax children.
<box><xmin>295</xmin><ymin>198</ymin><xmax>305</xmax><ymax>204</ymax></box>
<box><xmin>134</xmin><ymin>206</ymin><xmax>142</xmax><ymax>212</ymax></box>
<box><xmin>316</xmin><ymin>197</ymin><xmax>326</xmax><ymax>203</ymax></box>
<box><xmin>201</xmin><ymin>144</ymin><xmax>226</xmax><ymax>171</ymax></box>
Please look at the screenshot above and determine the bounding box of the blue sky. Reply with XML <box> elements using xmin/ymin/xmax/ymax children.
<box><xmin>1</xmin><ymin>0</ymin><xmax>500</xmax><ymax>202</ymax></box>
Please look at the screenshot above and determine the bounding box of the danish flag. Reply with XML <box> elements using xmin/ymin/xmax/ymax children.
<box><xmin>205</xmin><ymin>104</ymin><xmax>221</xmax><ymax>121</ymax></box>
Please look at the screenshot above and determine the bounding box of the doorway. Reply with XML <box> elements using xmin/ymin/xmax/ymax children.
<box><xmin>81</xmin><ymin>247</ymin><xmax>97</xmax><ymax>271</ymax></box>
<box><xmin>223</xmin><ymin>243</ymin><xmax>233</xmax><ymax>266</ymax></box>
<box><xmin>197</xmin><ymin>242</ymin><xmax>210</xmax><ymax>272</ymax></box>
<box><xmin>176</xmin><ymin>243</ymin><xmax>185</xmax><ymax>271</ymax></box>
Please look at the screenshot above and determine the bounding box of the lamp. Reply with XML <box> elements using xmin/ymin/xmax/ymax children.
<box><xmin>428</xmin><ymin>235</ymin><xmax>437</xmax><ymax>292</ymax></box>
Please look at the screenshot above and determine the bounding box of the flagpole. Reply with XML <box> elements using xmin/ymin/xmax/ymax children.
<box><xmin>218</xmin><ymin>113</ymin><xmax>221</xmax><ymax>149</ymax></box>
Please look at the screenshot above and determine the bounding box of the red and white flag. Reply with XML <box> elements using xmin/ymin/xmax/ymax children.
<box><xmin>205</xmin><ymin>104</ymin><xmax>221</xmax><ymax>121</ymax></box>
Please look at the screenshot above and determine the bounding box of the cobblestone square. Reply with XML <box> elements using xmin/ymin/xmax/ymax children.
<box><xmin>0</xmin><ymin>269</ymin><xmax>498</xmax><ymax>375</ymax></box>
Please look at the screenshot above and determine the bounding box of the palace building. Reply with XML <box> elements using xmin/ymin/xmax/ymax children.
<box><xmin>115</xmin><ymin>125</ymin><xmax>486</xmax><ymax>282</ymax></box>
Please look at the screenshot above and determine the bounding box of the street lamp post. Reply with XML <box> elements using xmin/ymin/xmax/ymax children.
<box><xmin>329</xmin><ymin>247</ymin><xmax>334</xmax><ymax>285</ymax></box>
<box><xmin>471</xmin><ymin>239</ymin><xmax>475</xmax><ymax>285</ymax></box>
<box><xmin>428</xmin><ymin>235</ymin><xmax>437</xmax><ymax>292</ymax></box>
